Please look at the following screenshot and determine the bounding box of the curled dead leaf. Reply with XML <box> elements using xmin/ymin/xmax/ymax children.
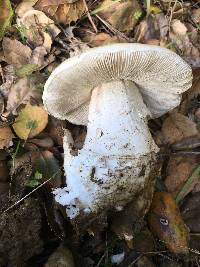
<box><xmin>34</xmin><ymin>0</ymin><xmax>85</xmax><ymax>24</ymax></box>
<box><xmin>0</xmin><ymin>126</ymin><xmax>14</xmax><ymax>149</ymax></box>
<box><xmin>12</xmin><ymin>104</ymin><xmax>48</xmax><ymax>139</ymax></box>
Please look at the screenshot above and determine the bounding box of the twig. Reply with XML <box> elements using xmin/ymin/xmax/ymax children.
<box><xmin>95</xmin><ymin>251</ymin><xmax>106</xmax><ymax>267</ymax></box>
<box><xmin>95</xmin><ymin>14</ymin><xmax>130</xmax><ymax>41</ymax></box>
<box><xmin>82</xmin><ymin>0</ymin><xmax>98</xmax><ymax>33</ymax></box>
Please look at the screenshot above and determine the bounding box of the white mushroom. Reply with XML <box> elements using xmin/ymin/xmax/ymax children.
<box><xmin>43</xmin><ymin>43</ymin><xmax>192</xmax><ymax>220</ymax></box>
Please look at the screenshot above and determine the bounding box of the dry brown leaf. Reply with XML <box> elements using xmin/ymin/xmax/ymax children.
<box><xmin>6</xmin><ymin>77</ymin><xmax>40</xmax><ymax>115</ymax></box>
<box><xmin>135</xmin><ymin>13</ymin><xmax>168</xmax><ymax>43</ymax></box>
<box><xmin>0</xmin><ymin>126</ymin><xmax>14</xmax><ymax>149</ymax></box>
<box><xmin>12</xmin><ymin>104</ymin><xmax>48</xmax><ymax>139</ymax></box>
<box><xmin>192</xmin><ymin>8</ymin><xmax>200</xmax><ymax>24</ymax></box>
<box><xmin>48</xmin><ymin>117</ymin><xmax>66</xmax><ymax>146</ymax></box>
<box><xmin>169</xmin><ymin>19</ymin><xmax>200</xmax><ymax>67</ymax></box>
<box><xmin>182</xmin><ymin>193</ymin><xmax>200</xmax><ymax>233</ymax></box>
<box><xmin>98</xmin><ymin>0</ymin><xmax>142</xmax><ymax>33</ymax></box>
<box><xmin>165</xmin><ymin>156</ymin><xmax>198</xmax><ymax>197</ymax></box>
<box><xmin>0</xmin><ymin>65</ymin><xmax>16</xmax><ymax>99</ymax></box>
<box><xmin>2</xmin><ymin>37</ymin><xmax>32</xmax><ymax>68</ymax></box>
<box><xmin>155</xmin><ymin>113</ymin><xmax>199</xmax><ymax>146</ymax></box>
<box><xmin>83</xmin><ymin>32</ymin><xmax>126</xmax><ymax>47</ymax></box>
<box><xmin>171</xmin><ymin>19</ymin><xmax>187</xmax><ymax>35</ymax></box>
<box><xmin>17</xmin><ymin>9</ymin><xmax>60</xmax><ymax>51</ymax></box>
<box><xmin>30</xmin><ymin>46</ymin><xmax>47</xmax><ymax>67</ymax></box>
<box><xmin>180</xmin><ymin>69</ymin><xmax>200</xmax><ymax>114</ymax></box>
<box><xmin>148</xmin><ymin>192</ymin><xmax>189</xmax><ymax>254</ymax></box>
<box><xmin>0</xmin><ymin>94</ymin><xmax>4</xmax><ymax>115</ymax></box>
<box><xmin>34</xmin><ymin>0</ymin><xmax>85</xmax><ymax>24</ymax></box>
<box><xmin>15</xmin><ymin>0</ymin><xmax>38</xmax><ymax>17</ymax></box>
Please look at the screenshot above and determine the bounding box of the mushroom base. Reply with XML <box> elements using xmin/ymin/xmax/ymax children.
<box><xmin>54</xmin><ymin>151</ymin><xmax>157</xmax><ymax>220</ymax></box>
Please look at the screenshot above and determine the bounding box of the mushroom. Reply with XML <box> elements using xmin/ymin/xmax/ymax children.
<box><xmin>43</xmin><ymin>43</ymin><xmax>192</xmax><ymax>221</ymax></box>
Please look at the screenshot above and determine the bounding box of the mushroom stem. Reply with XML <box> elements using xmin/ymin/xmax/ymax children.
<box><xmin>83</xmin><ymin>80</ymin><xmax>158</xmax><ymax>156</ymax></box>
<box><xmin>55</xmin><ymin>80</ymin><xmax>159</xmax><ymax>219</ymax></box>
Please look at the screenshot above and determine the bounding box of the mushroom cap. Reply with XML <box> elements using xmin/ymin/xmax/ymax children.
<box><xmin>43</xmin><ymin>43</ymin><xmax>192</xmax><ymax>125</ymax></box>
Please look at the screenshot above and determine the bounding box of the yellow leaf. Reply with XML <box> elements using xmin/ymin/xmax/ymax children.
<box><xmin>149</xmin><ymin>5</ymin><xmax>161</xmax><ymax>14</ymax></box>
<box><xmin>0</xmin><ymin>126</ymin><xmax>14</xmax><ymax>149</ymax></box>
<box><xmin>12</xmin><ymin>104</ymin><xmax>48</xmax><ymax>139</ymax></box>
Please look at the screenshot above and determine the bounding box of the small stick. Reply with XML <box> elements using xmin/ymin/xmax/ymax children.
<box><xmin>1</xmin><ymin>171</ymin><xmax>59</xmax><ymax>215</ymax></box>
<box><xmin>83</xmin><ymin>0</ymin><xmax>98</xmax><ymax>33</ymax></box>
<box><xmin>95</xmin><ymin>14</ymin><xmax>130</xmax><ymax>41</ymax></box>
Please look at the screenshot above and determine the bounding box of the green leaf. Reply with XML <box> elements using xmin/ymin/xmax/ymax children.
<box><xmin>0</xmin><ymin>0</ymin><xmax>13</xmax><ymax>40</ymax></box>
<box><xmin>16</xmin><ymin>64</ymin><xmax>39</xmax><ymax>78</ymax></box>
<box><xmin>27</xmin><ymin>171</ymin><xmax>43</xmax><ymax>188</ymax></box>
<box><xmin>175</xmin><ymin>165</ymin><xmax>200</xmax><ymax>204</ymax></box>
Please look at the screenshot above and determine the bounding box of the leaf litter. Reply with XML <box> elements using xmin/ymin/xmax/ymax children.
<box><xmin>2</xmin><ymin>0</ymin><xmax>200</xmax><ymax>266</ymax></box>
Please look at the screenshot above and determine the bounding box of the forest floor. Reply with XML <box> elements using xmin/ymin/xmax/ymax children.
<box><xmin>1</xmin><ymin>0</ymin><xmax>200</xmax><ymax>266</ymax></box>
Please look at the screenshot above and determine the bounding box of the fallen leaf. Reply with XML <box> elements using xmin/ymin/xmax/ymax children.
<box><xmin>34</xmin><ymin>0</ymin><xmax>85</xmax><ymax>24</ymax></box>
<box><xmin>29</xmin><ymin>46</ymin><xmax>47</xmax><ymax>68</ymax></box>
<box><xmin>0</xmin><ymin>0</ymin><xmax>13</xmax><ymax>40</ymax></box>
<box><xmin>135</xmin><ymin>13</ymin><xmax>168</xmax><ymax>43</ymax></box>
<box><xmin>15</xmin><ymin>0</ymin><xmax>37</xmax><ymax>17</ymax></box>
<box><xmin>165</xmin><ymin>156</ymin><xmax>198</xmax><ymax>197</ymax></box>
<box><xmin>6</xmin><ymin>77</ymin><xmax>38</xmax><ymax>114</ymax></box>
<box><xmin>169</xmin><ymin>19</ymin><xmax>200</xmax><ymax>67</ymax></box>
<box><xmin>2</xmin><ymin>37</ymin><xmax>32</xmax><ymax>68</ymax></box>
<box><xmin>171</xmin><ymin>19</ymin><xmax>187</xmax><ymax>35</ymax></box>
<box><xmin>12</xmin><ymin>104</ymin><xmax>48</xmax><ymax>139</ymax></box>
<box><xmin>83</xmin><ymin>32</ymin><xmax>126</xmax><ymax>47</ymax></box>
<box><xmin>176</xmin><ymin>165</ymin><xmax>200</xmax><ymax>204</ymax></box>
<box><xmin>191</xmin><ymin>8</ymin><xmax>200</xmax><ymax>24</ymax></box>
<box><xmin>180</xmin><ymin>69</ymin><xmax>200</xmax><ymax>115</ymax></box>
<box><xmin>15</xmin><ymin>64</ymin><xmax>39</xmax><ymax>78</ymax></box>
<box><xmin>29</xmin><ymin>133</ymin><xmax>54</xmax><ymax>148</ymax></box>
<box><xmin>155</xmin><ymin>113</ymin><xmax>199</xmax><ymax>146</ymax></box>
<box><xmin>33</xmin><ymin>150</ymin><xmax>61</xmax><ymax>188</ymax></box>
<box><xmin>181</xmin><ymin>192</ymin><xmax>200</xmax><ymax>233</ymax></box>
<box><xmin>16</xmin><ymin>9</ymin><xmax>60</xmax><ymax>51</ymax></box>
<box><xmin>0</xmin><ymin>65</ymin><xmax>16</xmax><ymax>99</ymax></box>
<box><xmin>44</xmin><ymin>244</ymin><xmax>74</xmax><ymax>267</ymax></box>
<box><xmin>148</xmin><ymin>192</ymin><xmax>189</xmax><ymax>254</ymax></box>
<box><xmin>0</xmin><ymin>94</ymin><xmax>4</xmax><ymax>115</ymax></box>
<box><xmin>98</xmin><ymin>0</ymin><xmax>142</xmax><ymax>33</ymax></box>
<box><xmin>149</xmin><ymin>5</ymin><xmax>161</xmax><ymax>14</ymax></box>
<box><xmin>48</xmin><ymin>117</ymin><xmax>66</xmax><ymax>146</ymax></box>
<box><xmin>0</xmin><ymin>126</ymin><xmax>14</xmax><ymax>149</ymax></box>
